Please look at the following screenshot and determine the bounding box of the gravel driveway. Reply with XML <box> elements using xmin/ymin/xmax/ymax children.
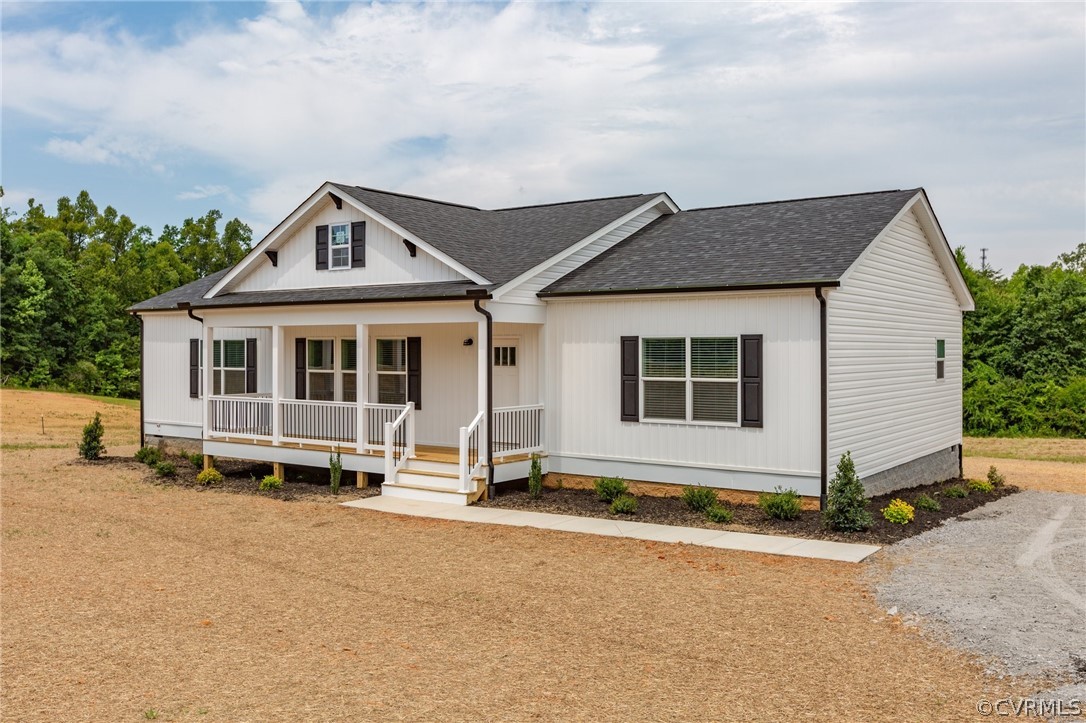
<box><xmin>875</xmin><ymin>490</ymin><xmax>1086</xmax><ymax>702</ymax></box>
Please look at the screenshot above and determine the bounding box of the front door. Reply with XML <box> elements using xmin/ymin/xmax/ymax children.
<box><xmin>493</xmin><ymin>338</ymin><xmax>520</xmax><ymax>408</ymax></box>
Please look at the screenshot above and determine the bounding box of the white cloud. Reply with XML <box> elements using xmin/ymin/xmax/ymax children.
<box><xmin>176</xmin><ymin>184</ymin><xmax>234</xmax><ymax>202</ymax></box>
<box><xmin>2</xmin><ymin>1</ymin><xmax>1083</xmax><ymax>266</ymax></box>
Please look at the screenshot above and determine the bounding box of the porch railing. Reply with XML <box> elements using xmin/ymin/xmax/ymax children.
<box><xmin>280</xmin><ymin>399</ymin><xmax>356</xmax><ymax>445</ymax></box>
<box><xmin>209</xmin><ymin>395</ymin><xmax>273</xmax><ymax>439</ymax></box>
<box><xmin>384</xmin><ymin>402</ymin><xmax>416</xmax><ymax>481</ymax></box>
<box><xmin>458</xmin><ymin>410</ymin><xmax>485</xmax><ymax>493</ymax></box>
<box><xmin>492</xmin><ymin>404</ymin><xmax>544</xmax><ymax>459</ymax></box>
<box><xmin>364</xmin><ymin>403</ymin><xmax>406</xmax><ymax>451</ymax></box>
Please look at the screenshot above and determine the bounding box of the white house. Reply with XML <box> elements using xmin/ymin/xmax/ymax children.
<box><xmin>131</xmin><ymin>182</ymin><xmax>974</xmax><ymax>505</ymax></box>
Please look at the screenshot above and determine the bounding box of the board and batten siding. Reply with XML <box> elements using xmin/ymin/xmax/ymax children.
<box><xmin>544</xmin><ymin>292</ymin><xmax>820</xmax><ymax>492</ymax></box>
<box><xmin>142</xmin><ymin>312</ymin><xmax>270</xmax><ymax>437</ymax></box>
<box><xmin>229</xmin><ymin>199</ymin><xmax>466</xmax><ymax>293</ymax></box>
<box><xmin>497</xmin><ymin>207</ymin><xmax>665</xmax><ymax>305</ymax></box>
<box><xmin>827</xmin><ymin>207</ymin><xmax>963</xmax><ymax>480</ymax></box>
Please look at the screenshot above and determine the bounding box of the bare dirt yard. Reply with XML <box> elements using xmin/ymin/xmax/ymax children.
<box><xmin>964</xmin><ymin>437</ymin><xmax>1085</xmax><ymax>494</ymax></box>
<box><xmin>0</xmin><ymin>391</ymin><xmax>1057</xmax><ymax>721</ymax></box>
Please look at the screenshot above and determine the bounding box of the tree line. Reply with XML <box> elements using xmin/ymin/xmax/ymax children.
<box><xmin>1</xmin><ymin>188</ymin><xmax>1083</xmax><ymax>437</ymax></box>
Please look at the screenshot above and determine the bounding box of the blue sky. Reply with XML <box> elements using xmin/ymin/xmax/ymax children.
<box><xmin>2</xmin><ymin>1</ymin><xmax>1083</xmax><ymax>271</ymax></box>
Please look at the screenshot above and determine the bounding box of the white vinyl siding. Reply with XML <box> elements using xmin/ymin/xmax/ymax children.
<box><xmin>229</xmin><ymin>200</ymin><xmax>467</xmax><ymax>293</ymax></box>
<box><xmin>827</xmin><ymin>207</ymin><xmax>964</xmax><ymax>480</ymax></box>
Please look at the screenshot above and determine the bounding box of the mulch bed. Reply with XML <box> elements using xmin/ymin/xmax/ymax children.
<box><xmin>479</xmin><ymin>479</ymin><xmax>1020</xmax><ymax>545</ymax></box>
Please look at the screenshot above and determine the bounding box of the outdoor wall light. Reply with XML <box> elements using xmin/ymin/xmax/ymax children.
<box><xmin>463</xmin><ymin>338</ymin><xmax>474</xmax><ymax>346</ymax></box>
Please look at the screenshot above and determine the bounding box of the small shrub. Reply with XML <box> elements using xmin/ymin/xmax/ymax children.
<box><xmin>969</xmin><ymin>478</ymin><xmax>995</xmax><ymax>494</ymax></box>
<box><xmin>610</xmin><ymin>494</ymin><xmax>638</xmax><ymax>515</ymax></box>
<box><xmin>329</xmin><ymin>448</ymin><xmax>343</xmax><ymax>495</ymax></box>
<box><xmin>78</xmin><ymin>412</ymin><xmax>106</xmax><ymax>460</ymax></box>
<box><xmin>135</xmin><ymin>446</ymin><xmax>163</xmax><ymax>466</ymax></box>
<box><xmin>187</xmin><ymin>452</ymin><xmax>204</xmax><ymax>467</ymax></box>
<box><xmin>942</xmin><ymin>484</ymin><xmax>969</xmax><ymax>498</ymax></box>
<box><xmin>154</xmin><ymin>461</ymin><xmax>176</xmax><ymax>477</ymax></box>
<box><xmin>528</xmin><ymin>453</ymin><xmax>543</xmax><ymax>498</ymax></box>
<box><xmin>823</xmin><ymin>451</ymin><xmax>872</xmax><ymax>532</ymax></box>
<box><xmin>196</xmin><ymin>468</ymin><xmax>224</xmax><ymax>486</ymax></box>
<box><xmin>914</xmin><ymin>493</ymin><xmax>941</xmax><ymax>512</ymax></box>
<box><xmin>594</xmin><ymin>476</ymin><xmax>629</xmax><ymax>503</ymax></box>
<box><xmin>681</xmin><ymin>485</ymin><xmax>718</xmax><ymax>513</ymax></box>
<box><xmin>759</xmin><ymin>486</ymin><xmax>802</xmax><ymax>521</ymax></box>
<box><xmin>986</xmin><ymin>465</ymin><xmax>1006</xmax><ymax>488</ymax></box>
<box><xmin>259</xmin><ymin>475</ymin><xmax>283</xmax><ymax>492</ymax></box>
<box><xmin>705</xmin><ymin>504</ymin><xmax>734</xmax><ymax>524</ymax></box>
<box><xmin>882</xmin><ymin>498</ymin><xmax>915</xmax><ymax>525</ymax></box>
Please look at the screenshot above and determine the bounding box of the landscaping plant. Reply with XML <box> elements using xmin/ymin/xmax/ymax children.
<box><xmin>942</xmin><ymin>484</ymin><xmax>969</xmax><ymax>498</ymax></box>
<box><xmin>705</xmin><ymin>504</ymin><xmax>734</xmax><ymax>524</ymax></box>
<box><xmin>882</xmin><ymin>498</ymin><xmax>915</xmax><ymax>525</ymax></box>
<box><xmin>594</xmin><ymin>476</ymin><xmax>629</xmax><ymax>503</ymax></box>
<box><xmin>681</xmin><ymin>485</ymin><xmax>718</xmax><ymax>513</ymax></box>
<box><xmin>196</xmin><ymin>468</ymin><xmax>224</xmax><ymax>486</ymax></box>
<box><xmin>259</xmin><ymin>475</ymin><xmax>283</xmax><ymax>492</ymax></box>
<box><xmin>969</xmin><ymin>478</ymin><xmax>995</xmax><ymax>494</ymax></box>
<box><xmin>610</xmin><ymin>494</ymin><xmax>638</xmax><ymax>515</ymax></box>
<box><xmin>153</xmin><ymin>461</ymin><xmax>176</xmax><ymax>477</ymax></box>
<box><xmin>528</xmin><ymin>453</ymin><xmax>543</xmax><ymax>498</ymax></box>
<box><xmin>822</xmin><ymin>451</ymin><xmax>872</xmax><ymax>531</ymax></box>
<box><xmin>135</xmin><ymin>446</ymin><xmax>163</xmax><ymax>466</ymax></box>
<box><xmin>987</xmin><ymin>465</ymin><xmax>1006</xmax><ymax>488</ymax></box>
<box><xmin>758</xmin><ymin>487</ymin><xmax>802</xmax><ymax>521</ymax></box>
<box><xmin>329</xmin><ymin>448</ymin><xmax>343</xmax><ymax>495</ymax></box>
<box><xmin>78</xmin><ymin>412</ymin><xmax>106</xmax><ymax>460</ymax></box>
<box><xmin>187</xmin><ymin>452</ymin><xmax>204</xmax><ymax>467</ymax></box>
<box><xmin>913</xmin><ymin>493</ymin><xmax>941</xmax><ymax>512</ymax></box>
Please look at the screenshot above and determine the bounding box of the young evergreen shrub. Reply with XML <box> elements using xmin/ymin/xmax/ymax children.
<box><xmin>528</xmin><ymin>453</ymin><xmax>543</xmax><ymax>498</ymax></box>
<box><xmin>259</xmin><ymin>475</ymin><xmax>283</xmax><ymax>492</ymax></box>
<box><xmin>681</xmin><ymin>485</ymin><xmax>718</xmax><ymax>512</ymax></box>
<box><xmin>187</xmin><ymin>452</ymin><xmax>204</xmax><ymax>467</ymax></box>
<box><xmin>610</xmin><ymin>494</ymin><xmax>638</xmax><ymax>515</ymax></box>
<box><xmin>196</xmin><ymin>468</ymin><xmax>224</xmax><ymax>486</ymax></box>
<box><xmin>986</xmin><ymin>465</ymin><xmax>1006</xmax><ymax>488</ymax></box>
<box><xmin>823</xmin><ymin>451</ymin><xmax>872</xmax><ymax>531</ymax></box>
<box><xmin>758</xmin><ymin>487</ymin><xmax>802</xmax><ymax>520</ymax></box>
<box><xmin>881</xmin><ymin>498</ymin><xmax>915</xmax><ymax>525</ymax></box>
<box><xmin>134</xmin><ymin>446</ymin><xmax>163</xmax><ymax>466</ymax></box>
<box><xmin>705</xmin><ymin>504</ymin><xmax>734</xmax><ymax>524</ymax></box>
<box><xmin>154</xmin><ymin>461</ymin><xmax>176</xmax><ymax>477</ymax></box>
<box><xmin>78</xmin><ymin>412</ymin><xmax>106</xmax><ymax>460</ymax></box>
<box><xmin>594</xmin><ymin>476</ymin><xmax>629</xmax><ymax>502</ymax></box>
<box><xmin>969</xmin><ymin>478</ymin><xmax>995</xmax><ymax>494</ymax></box>
<box><xmin>329</xmin><ymin>448</ymin><xmax>343</xmax><ymax>495</ymax></box>
<box><xmin>942</xmin><ymin>484</ymin><xmax>969</xmax><ymax>498</ymax></box>
<box><xmin>914</xmin><ymin>493</ymin><xmax>941</xmax><ymax>512</ymax></box>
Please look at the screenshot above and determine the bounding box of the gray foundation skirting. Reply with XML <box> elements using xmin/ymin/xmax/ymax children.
<box><xmin>862</xmin><ymin>445</ymin><xmax>960</xmax><ymax>497</ymax></box>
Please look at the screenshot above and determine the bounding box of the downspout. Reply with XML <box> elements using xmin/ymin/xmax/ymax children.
<box><xmin>471</xmin><ymin>297</ymin><xmax>495</xmax><ymax>499</ymax></box>
<box><xmin>815</xmin><ymin>287</ymin><xmax>828</xmax><ymax>510</ymax></box>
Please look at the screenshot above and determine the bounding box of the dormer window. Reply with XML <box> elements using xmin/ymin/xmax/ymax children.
<box><xmin>330</xmin><ymin>224</ymin><xmax>350</xmax><ymax>269</ymax></box>
<box><xmin>315</xmin><ymin>221</ymin><xmax>366</xmax><ymax>270</ymax></box>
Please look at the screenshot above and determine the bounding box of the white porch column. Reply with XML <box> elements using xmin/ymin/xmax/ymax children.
<box><xmin>271</xmin><ymin>324</ymin><xmax>281</xmax><ymax>445</ymax></box>
<box><xmin>203</xmin><ymin>323</ymin><xmax>214</xmax><ymax>439</ymax></box>
<box><xmin>477</xmin><ymin>316</ymin><xmax>489</xmax><ymax>458</ymax></box>
<box><xmin>356</xmin><ymin>322</ymin><xmax>368</xmax><ymax>452</ymax></box>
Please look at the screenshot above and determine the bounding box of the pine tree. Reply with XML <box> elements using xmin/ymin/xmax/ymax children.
<box><xmin>823</xmin><ymin>451</ymin><xmax>872</xmax><ymax>532</ymax></box>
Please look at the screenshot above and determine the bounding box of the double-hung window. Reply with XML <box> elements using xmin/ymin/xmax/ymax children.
<box><xmin>376</xmin><ymin>338</ymin><xmax>407</xmax><ymax>405</ymax></box>
<box><xmin>342</xmin><ymin>339</ymin><xmax>357</xmax><ymax>402</ymax></box>
<box><xmin>213</xmin><ymin>340</ymin><xmax>247</xmax><ymax>395</ymax></box>
<box><xmin>330</xmin><ymin>223</ymin><xmax>350</xmax><ymax>270</ymax></box>
<box><xmin>936</xmin><ymin>339</ymin><xmax>946</xmax><ymax>380</ymax></box>
<box><xmin>307</xmin><ymin>339</ymin><xmax>335</xmax><ymax>401</ymax></box>
<box><xmin>642</xmin><ymin>337</ymin><xmax>739</xmax><ymax>424</ymax></box>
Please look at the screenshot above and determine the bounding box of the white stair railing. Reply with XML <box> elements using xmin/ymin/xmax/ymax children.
<box><xmin>383</xmin><ymin>402</ymin><xmax>415</xmax><ymax>481</ymax></box>
<box><xmin>458</xmin><ymin>410</ymin><xmax>486</xmax><ymax>494</ymax></box>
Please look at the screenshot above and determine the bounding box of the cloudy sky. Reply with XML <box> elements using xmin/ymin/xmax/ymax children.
<box><xmin>3</xmin><ymin>1</ymin><xmax>1083</xmax><ymax>271</ymax></box>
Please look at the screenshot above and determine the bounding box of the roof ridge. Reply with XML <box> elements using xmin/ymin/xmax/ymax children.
<box><xmin>333</xmin><ymin>183</ymin><xmax>482</xmax><ymax>211</ymax></box>
<box><xmin>492</xmin><ymin>192</ymin><xmax>657</xmax><ymax>212</ymax></box>
<box><xmin>685</xmin><ymin>188</ymin><xmax>919</xmax><ymax>213</ymax></box>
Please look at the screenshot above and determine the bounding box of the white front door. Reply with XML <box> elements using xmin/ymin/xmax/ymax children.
<box><xmin>493</xmin><ymin>338</ymin><xmax>520</xmax><ymax>408</ymax></box>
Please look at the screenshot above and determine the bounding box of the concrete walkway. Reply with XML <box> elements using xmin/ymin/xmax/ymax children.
<box><xmin>343</xmin><ymin>496</ymin><xmax>881</xmax><ymax>563</ymax></box>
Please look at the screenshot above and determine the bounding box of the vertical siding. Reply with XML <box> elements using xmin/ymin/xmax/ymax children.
<box><xmin>231</xmin><ymin>200</ymin><xmax>466</xmax><ymax>293</ymax></box>
<box><xmin>499</xmin><ymin>208</ymin><xmax>664</xmax><ymax>304</ymax></box>
<box><xmin>827</xmin><ymin>208</ymin><xmax>963</xmax><ymax>479</ymax></box>
<box><xmin>545</xmin><ymin>293</ymin><xmax>820</xmax><ymax>474</ymax></box>
<box><xmin>493</xmin><ymin>323</ymin><xmax>541</xmax><ymax>404</ymax></box>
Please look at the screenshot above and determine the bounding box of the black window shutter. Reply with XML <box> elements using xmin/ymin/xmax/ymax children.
<box><xmin>350</xmin><ymin>221</ymin><xmax>366</xmax><ymax>268</ymax></box>
<box><xmin>245</xmin><ymin>338</ymin><xmax>257</xmax><ymax>394</ymax></box>
<box><xmin>189</xmin><ymin>339</ymin><xmax>200</xmax><ymax>398</ymax></box>
<box><xmin>315</xmin><ymin>225</ymin><xmax>329</xmax><ymax>270</ymax></box>
<box><xmin>741</xmin><ymin>334</ymin><xmax>763</xmax><ymax>428</ymax></box>
<box><xmin>406</xmin><ymin>337</ymin><xmax>422</xmax><ymax>409</ymax></box>
<box><xmin>295</xmin><ymin>338</ymin><xmax>307</xmax><ymax>399</ymax></box>
<box><xmin>620</xmin><ymin>336</ymin><xmax>639</xmax><ymax>422</ymax></box>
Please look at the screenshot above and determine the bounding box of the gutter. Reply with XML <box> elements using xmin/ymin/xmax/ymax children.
<box><xmin>178</xmin><ymin>302</ymin><xmax>204</xmax><ymax>324</ymax></box>
<box><xmin>815</xmin><ymin>287</ymin><xmax>828</xmax><ymax>510</ymax></box>
<box><xmin>467</xmin><ymin>290</ymin><xmax>495</xmax><ymax>498</ymax></box>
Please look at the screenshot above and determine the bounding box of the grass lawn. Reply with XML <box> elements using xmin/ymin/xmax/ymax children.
<box><xmin>963</xmin><ymin>436</ymin><xmax>1086</xmax><ymax>464</ymax></box>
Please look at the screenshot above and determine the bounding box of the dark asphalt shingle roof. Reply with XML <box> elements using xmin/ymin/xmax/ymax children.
<box><xmin>541</xmin><ymin>189</ymin><xmax>921</xmax><ymax>295</ymax></box>
<box><xmin>129</xmin><ymin>269</ymin><xmax>231</xmax><ymax>311</ymax></box>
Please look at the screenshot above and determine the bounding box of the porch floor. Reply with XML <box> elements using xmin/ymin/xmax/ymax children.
<box><xmin>209</xmin><ymin>438</ymin><xmax>538</xmax><ymax>466</ymax></box>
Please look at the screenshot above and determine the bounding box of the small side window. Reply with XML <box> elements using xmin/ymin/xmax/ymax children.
<box><xmin>936</xmin><ymin>339</ymin><xmax>945</xmax><ymax>380</ymax></box>
<box><xmin>330</xmin><ymin>224</ymin><xmax>350</xmax><ymax>269</ymax></box>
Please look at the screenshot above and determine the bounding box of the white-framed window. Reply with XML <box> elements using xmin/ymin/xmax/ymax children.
<box><xmin>494</xmin><ymin>345</ymin><xmax>517</xmax><ymax>367</ymax></box>
<box><xmin>936</xmin><ymin>338</ymin><xmax>946</xmax><ymax>380</ymax></box>
<box><xmin>342</xmin><ymin>339</ymin><xmax>357</xmax><ymax>403</ymax></box>
<box><xmin>330</xmin><ymin>223</ymin><xmax>350</xmax><ymax>270</ymax></box>
<box><xmin>641</xmin><ymin>337</ymin><xmax>739</xmax><ymax>424</ymax></box>
<box><xmin>376</xmin><ymin>338</ymin><xmax>407</xmax><ymax>405</ymax></box>
<box><xmin>213</xmin><ymin>339</ymin><xmax>247</xmax><ymax>395</ymax></box>
<box><xmin>307</xmin><ymin>339</ymin><xmax>335</xmax><ymax>401</ymax></box>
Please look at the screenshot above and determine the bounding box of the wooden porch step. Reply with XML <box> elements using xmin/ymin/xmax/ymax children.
<box><xmin>398</xmin><ymin>468</ymin><xmax>458</xmax><ymax>480</ymax></box>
